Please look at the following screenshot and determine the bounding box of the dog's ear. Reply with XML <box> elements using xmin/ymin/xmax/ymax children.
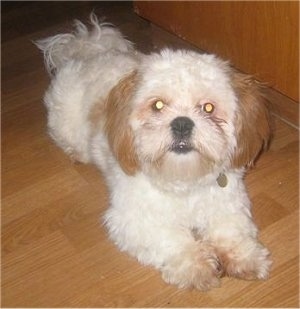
<box><xmin>230</xmin><ymin>71</ymin><xmax>272</xmax><ymax>168</ymax></box>
<box><xmin>105</xmin><ymin>71</ymin><xmax>140</xmax><ymax>175</ymax></box>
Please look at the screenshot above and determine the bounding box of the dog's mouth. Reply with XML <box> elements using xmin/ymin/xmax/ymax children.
<box><xmin>170</xmin><ymin>140</ymin><xmax>194</xmax><ymax>154</ymax></box>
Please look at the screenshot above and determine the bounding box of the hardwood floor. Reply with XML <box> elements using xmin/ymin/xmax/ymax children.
<box><xmin>1</xmin><ymin>2</ymin><xmax>299</xmax><ymax>307</ymax></box>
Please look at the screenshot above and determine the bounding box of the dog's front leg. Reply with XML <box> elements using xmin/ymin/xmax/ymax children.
<box><xmin>206</xmin><ymin>213</ymin><xmax>272</xmax><ymax>281</ymax></box>
<box><xmin>160</xmin><ymin>236</ymin><xmax>223</xmax><ymax>291</ymax></box>
<box><xmin>104</xmin><ymin>206</ymin><xmax>222</xmax><ymax>290</ymax></box>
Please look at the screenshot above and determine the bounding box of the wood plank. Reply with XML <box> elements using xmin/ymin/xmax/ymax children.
<box><xmin>2</xmin><ymin>231</ymin><xmax>99</xmax><ymax>307</ymax></box>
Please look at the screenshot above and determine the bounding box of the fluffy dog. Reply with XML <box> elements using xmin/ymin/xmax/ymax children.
<box><xmin>37</xmin><ymin>14</ymin><xmax>272</xmax><ymax>290</ymax></box>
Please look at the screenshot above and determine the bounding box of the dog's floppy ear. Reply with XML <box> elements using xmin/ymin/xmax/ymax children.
<box><xmin>230</xmin><ymin>71</ymin><xmax>272</xmax><ymax>168</ymax></box>
<box><xmin>105</xmin><ymin>71</ymin><xmax>140</xmax><ymax>175</ymax></box>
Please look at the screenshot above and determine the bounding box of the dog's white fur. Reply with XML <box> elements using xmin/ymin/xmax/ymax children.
<box><xmin>37</xmin><ymin>14</ymin><xmax>272</xmax><ymax>290</ymax></box>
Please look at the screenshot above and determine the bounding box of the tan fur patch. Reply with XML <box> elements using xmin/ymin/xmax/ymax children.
<box><xmin>230</xmin><ymin>71</ymin><xmax>272</xmax><ymax>168</ymax></box>
<box><xmin>105</xmin><ymin>71</ymin><xmax>140</xmax><ymax>175</ymax></box>
<box><xmin>216</xmin><ymin>247</ymin><xmax>267</xmax><ymax>280</ymax></box>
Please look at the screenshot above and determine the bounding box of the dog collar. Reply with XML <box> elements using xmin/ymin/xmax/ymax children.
<box><xmin>217</xmin><ymin>173</ymin><xmax>228</xmax><ymax>188</ymax></box>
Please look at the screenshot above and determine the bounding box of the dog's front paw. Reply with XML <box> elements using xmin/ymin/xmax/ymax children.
<box><xmin>161</xmin><ymin>242</ymin><xmax>223</xmax><ymax>291</ymax></box>
<box><xmin>220</xmin><ymin>241</ymin><xmax>272</xmax><ymax>281</ymax></box>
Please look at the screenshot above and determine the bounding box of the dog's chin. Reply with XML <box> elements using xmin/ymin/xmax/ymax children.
<box><xmin>144</xmin><ymin>146</ymin><xmax>218</xmax><ymax>185</ymax></box>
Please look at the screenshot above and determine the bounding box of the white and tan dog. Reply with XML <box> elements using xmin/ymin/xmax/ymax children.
<box><xmin>37</xmin><ymin>14</ymin><xmax>272</xmax><ymax>290</ymax></box>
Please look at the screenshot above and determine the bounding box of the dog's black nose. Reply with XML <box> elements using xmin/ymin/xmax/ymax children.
<box><xmin>171</xmin><ymin>117</ymin><xmax>195</xmax><ymax>138</ymax></box>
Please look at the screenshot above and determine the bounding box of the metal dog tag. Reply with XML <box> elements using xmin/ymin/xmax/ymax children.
<box><xmin>217</xmin><ymin>173</ymin><xmax>228</xmax><ymax>188</ymax></box>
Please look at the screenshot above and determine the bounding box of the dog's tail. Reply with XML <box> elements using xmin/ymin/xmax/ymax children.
<box><xmin>35</xmin><ymin>13</ymin><xmax>134</xmax><ymax>75</ymax></box>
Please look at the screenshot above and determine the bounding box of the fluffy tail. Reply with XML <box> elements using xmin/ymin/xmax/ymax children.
<box><xmin>35</xmin><ymin>13</ymin><xmax>134</xmax><ymax>75</ymax></box>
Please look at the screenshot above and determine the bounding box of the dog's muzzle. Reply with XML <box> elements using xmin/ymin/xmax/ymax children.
<box><xmin>170</xmin><ymin>117</ymin><xmax>194</xmax><ymax>154</ymax></box>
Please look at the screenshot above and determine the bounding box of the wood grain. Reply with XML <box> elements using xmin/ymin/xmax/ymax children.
<box><xmin>1</xmin><ymin>2</ymin><xmax>299</xmax><ymax>307</ymax></box>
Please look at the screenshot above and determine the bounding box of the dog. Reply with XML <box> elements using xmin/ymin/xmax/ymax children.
<box><xmin>36</xmin><ymin>14</ymin><xmax>272</xmax><ymax>290</ymax></box>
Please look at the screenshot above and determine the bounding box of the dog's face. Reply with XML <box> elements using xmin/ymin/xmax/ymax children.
<box><xmin>105</xmin><ymin>50</ymin><xmax>271</xmax><ymax>182</ymax></box>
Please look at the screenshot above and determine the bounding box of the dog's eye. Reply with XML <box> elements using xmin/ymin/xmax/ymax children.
<box><xmin>152</xmin><ymin>100</ymin><xmax>165</xmax><ymax>111</ymax></box>
<box><xmin>202</xmin><ymin>102</ymin><xmax>215</xmax><ymax>114</ymax></box>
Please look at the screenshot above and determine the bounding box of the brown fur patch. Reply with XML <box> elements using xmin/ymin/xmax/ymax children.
<box><xmin>216</xmin><ymin>247</ymin><xmax>267</xmax><ymax>280</ymax></box>
<box><xmin>230</xmin><ymin>71</ymin><xmax>272</xmax><ymax>168</ymax></box>
<box><xmin>104</xmin><ymin>71</ymin><xmax>139</xmax><ymax>175</ymax></box>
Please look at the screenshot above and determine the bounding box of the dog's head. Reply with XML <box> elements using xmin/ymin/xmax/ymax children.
<box><xmin>105</xmin><ymin>49</ymin><xmax>272</xmax><ymax>182</ymax></box>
